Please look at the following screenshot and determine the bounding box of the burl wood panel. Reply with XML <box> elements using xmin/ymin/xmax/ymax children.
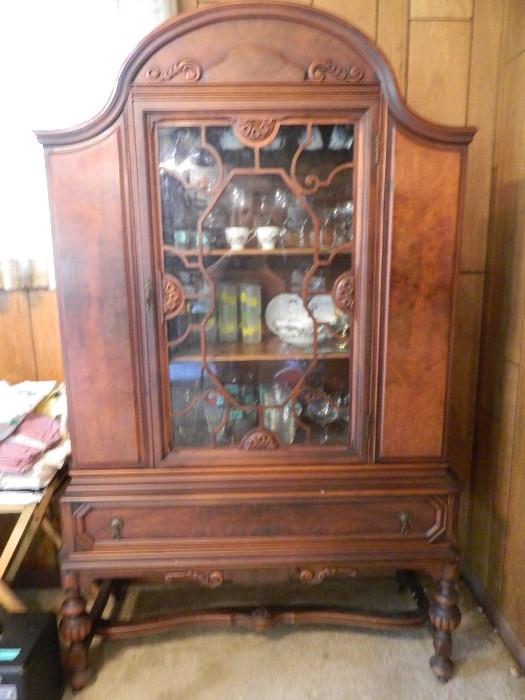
<box><xmin>134</xmin><ymin>15</ymin><xmax>377</xmax><ymax>84</ymax></box>
<box><xmin>380</xmin><ymin>130</ymin><xmax>461</xmax><ymax>459</ymax></box>
<box><xmin>46</xmin><ymin>128</ymin><xmax>143</xmax><ymax>467</ymax></box>
<box><xmin>78</xmin><ymin>498</ymin><xmax>441</xmax><ymax>544</ymax></box>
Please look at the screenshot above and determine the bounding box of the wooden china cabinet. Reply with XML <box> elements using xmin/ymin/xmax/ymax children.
<box><xmin>36</xmin><ymin>2</ymin><xmax>475</xmax><ymax>689</ymax></box>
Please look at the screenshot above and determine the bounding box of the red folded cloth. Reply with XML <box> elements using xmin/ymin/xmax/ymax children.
<box><xmin>0</xmin><ymin>414</ymin><xmax>62</xmax><ymax>474</ymax></box>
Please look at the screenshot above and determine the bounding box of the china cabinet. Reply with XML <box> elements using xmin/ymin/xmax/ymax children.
<box><xmin>36</xmin><ymin>2</ymin><xmax>475</xmax><ymax>689</ymax></box>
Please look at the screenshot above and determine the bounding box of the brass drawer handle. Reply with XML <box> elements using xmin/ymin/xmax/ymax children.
<box><xmin>399</xmin><ymin>511</ymin><xmax>413</xmax><ymax>536</ymax></box>
<box><xmin>110</xmin><ymin>517</ymin><xmax>123</xmax><ymax>541</ymax></box>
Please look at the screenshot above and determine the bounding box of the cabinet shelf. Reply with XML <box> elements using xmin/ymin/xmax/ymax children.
<box><xmin>164</xmin><ymin>246</ymin><xmax>351</xmax><ymax>258</ymax></box>
<box><xmin>170</xmin><ymin>336</ymin><xmax>350</xmax><ymax>362</ymax></box>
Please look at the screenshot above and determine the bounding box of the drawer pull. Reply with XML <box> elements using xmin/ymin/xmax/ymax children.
<box><xmin>110</xmin><ymin>518</ymin><xmax>123</xmax><ymax>541</ymax></box>
<box><xmin>399</xmin><ymin>511</ymin><xmax>413</xmax><ymax>536</ymax></box>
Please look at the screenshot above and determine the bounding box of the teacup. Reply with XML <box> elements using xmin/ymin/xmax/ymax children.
<box><xmin>256</xmin><ymin>226</ymin><xmax>281</xmax><ymax>250</ymax></box>
<box><xmin>224</xmin><ymin>226</ymin><xmax>252</xmax><ymax>250</ymax></box>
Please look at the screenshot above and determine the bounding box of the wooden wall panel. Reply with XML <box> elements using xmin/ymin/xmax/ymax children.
<box><xmin>461</xmin><ymin>0</ymin><xmax>504</xmax><ymax>272</ymax></box>
<box><xmin>313</xmin><ymin>0</ymin><xmax>378</xmax><ymax>38</ymax></box>
<box><xmin>28</xmin><ymin>291</ymin><xmax>63</xmax><ymax>381</ymax></box>
<box><xmin>380</xmin><ymin>131</ymin><xmax>460</xmax><ymax>459</ymax></box>
<box><xmin>47</xmin><ymin>128</ymin><xmax>143</xmax><ymax>467</ymax></box>
<box><xmin>501</xmin><ymin>329</ymin><xmax>525</xmax><ymax>647</ymax></box>
<box><xmin>377</xmin><ymin>0</ymin><xmax>409</xmax><ymax>96</ymax></box>
<box><xmin>502</xmin><ymin>0</ymin><xmax>525</xmax><ymax>63</ymax></box>
<box><xmin>410</xmin><ymin>0</ymin><xmax>473</xmax><ymax>19</ymax></box>
<box><xmin>407</xmin><ymin>21</ymin><xmax>471</xmax><ymax>126</ymax></box>
<box><xmin>468</xmin><ymin>4</ymin><xmax>525</xmax><ymax>659</ymax></box>
<box><xmin>0</xmin><ymin>292</ymin><xmax>37</xmax><ymax>383</ymax></box>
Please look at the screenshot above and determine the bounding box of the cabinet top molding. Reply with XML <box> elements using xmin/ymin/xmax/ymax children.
<box><xmin>35</xmin><ymin>2</ymin><xmax>476</xmax><ymax>147</ymax></box>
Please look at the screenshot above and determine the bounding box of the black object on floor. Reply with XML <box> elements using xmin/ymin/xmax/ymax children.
<box><xmin>0</xmin><ymin>613</ymin><xmax>63</xmax><ymax>700</ymax></box>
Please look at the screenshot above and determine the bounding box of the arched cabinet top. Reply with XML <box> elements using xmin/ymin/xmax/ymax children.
<box><xmin>35</xmin><ymin>2</ymin><xmax>475</xmax><ymax>147</ymax></box>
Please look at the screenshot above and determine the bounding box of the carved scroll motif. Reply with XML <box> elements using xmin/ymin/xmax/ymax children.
<box><xmin>241</xmin><ymin>429</ymin><xmax>280</xmax><ymax>450</ymax></box>
<box><xmin>307</xmin><ymin>58</ymin><xmax>365</xmax><ymax>83</ymax></box>
<box><xmin>165</xmin><ymin>570</ymin><xmax>224</xmax><ymax>589</ymax></box>
<box><xmin>332</xmin><ymin>272</ymin><xmax>355</xmax><ymax>314</ymax></box>
<box><xmin>145</xmin><ymin>59</ymin><xmax>203</xmax><ymax>83</ymax></box>
<box><xmin>298</xmin><ymin>567</ymin><xmax>357</xmax><ymax>585</ymax></box>
<box><xmin>163</xmin><ymin>276</ymin><xmax>185</xmax><ymax>317</ymax></box>
<box><xmin>234</xmin><ymin>118</ymin><xmax>278</xmax><ymax>145</ymax></box>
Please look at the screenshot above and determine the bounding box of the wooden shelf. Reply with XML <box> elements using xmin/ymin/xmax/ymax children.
<box><xmin>170</xmin><ymin>336</ymin><xmax>350</xmax><ymax>362</ymax></box>
<box><xmin>164</xmin><ymin>245</ymin><xmax>352</xmax><ymax>257</ymax></box>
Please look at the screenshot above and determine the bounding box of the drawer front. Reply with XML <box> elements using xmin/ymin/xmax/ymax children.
<box><xmin>72</xmin><ymin>496</ymin><xmax>448</xmax><ymax>550</ymax></box>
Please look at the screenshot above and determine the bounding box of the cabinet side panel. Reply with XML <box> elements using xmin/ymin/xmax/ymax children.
<box><xmin>380</xmin><ymin>129</ymin><xmax>461</xmax><ymax>459</ymax></box>
<box><xmin>46</xmin><ymin>128</ymin><xmax>143</xmax><ymax>466</ymax></box>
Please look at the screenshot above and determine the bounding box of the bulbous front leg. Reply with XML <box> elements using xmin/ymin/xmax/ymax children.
<box><xmin>429</xmin><ymin>563</ymin><xmax>461</xmax><ymax>682</ymax></box>
<box><xmin>60</xmin><ymin>589</ymin><xmax>93</xmax><ymax>690</ymax></box>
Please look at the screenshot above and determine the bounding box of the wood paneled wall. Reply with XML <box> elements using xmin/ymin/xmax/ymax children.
<box><xmin>1</xmin><ymin>0</ymin><xmax>522</xmax><ymax>667</ymax></box>
<box><xmin>466</xmin><ymin>0</ymin><xmax>525</xmax><ymax>667</ymax></box>
<box><xmin>0</xmin><ymin>291</ymin><xmax>63</xmax><ymax>383</ymax></box>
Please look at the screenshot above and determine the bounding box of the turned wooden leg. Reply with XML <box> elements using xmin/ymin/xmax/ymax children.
<box><xmin>428</xmin><ymin>563</ymin><xmax>461</xmax><ymax>682</ymax></box>
<box><xmin>60</xmin><ymin>589</ymin><xmax>93</xmax><ymax>690</ymax></box>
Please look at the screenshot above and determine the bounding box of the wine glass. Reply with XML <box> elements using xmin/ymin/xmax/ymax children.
<box><xmin>229</xmin><ymin>185</ymin><xmax>252</xmax><ymax>227</ymax></box>
<box><xmin>285</xmin><ymin>200</ymin><xmax>311</xmax><ymax>248</ymax></box>
<box><xmin>333</xmin><ymin>201</ymin><xmax>354</xmax><ymax>245</ymax></box>
<box><xmin>203</xmin><ymin>391</ymin><xmax>228</xmax><ymax>445</ymax></box>
<box><xmin>306</xmin><ymin>393</ymin><xmax>339</xmax><ymax>444</ymax></box>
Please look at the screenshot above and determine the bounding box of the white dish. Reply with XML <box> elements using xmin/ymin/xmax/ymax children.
<box><xmin>265</xmin><ymin>293</ymin><xmax>337</xmax><ymax>347</ymax></box>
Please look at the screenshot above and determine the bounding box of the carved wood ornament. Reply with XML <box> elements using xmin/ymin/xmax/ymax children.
<box><xmin>163</xmin><ymin>275</ymin><xmax>185</xmax><ymax>318</ymax></box>
<box><xmin>234</xmin><ymin>118</ymin><xmax>279</xmax><ymax>146</ymax></box>
<box><xmin>307</xmin><ymin>58</ymin><xmax>365</xmax><ymax>83</ymax></box>
<box><xmin>165</xmin><ymin>570</ymin><xmax>224</xmax><ymax>589</ymax></box>
<box><xmin>241</xmin><ymin>429</ymin><xmax>280</xmax><ymax>450</ymax></box>
<box><xmin>298</xmin><ymin>567</ymin><xmax>357</xmax><ymax>584</ymax></box>
<box><xmin>332</xmin><ymin>271</ymin><xmax>355</xmax><ymax>313</ymax></box>
<box><xmin>146</xmin><ymin>59</ymin><xmax>203</xmax><ymax>82</ymax></box>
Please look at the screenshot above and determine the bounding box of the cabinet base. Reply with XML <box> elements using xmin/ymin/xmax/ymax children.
<box><xmin>62</xmin><ymin>571</ymin><xmax>457</xmax><ymax>690</ymax></box>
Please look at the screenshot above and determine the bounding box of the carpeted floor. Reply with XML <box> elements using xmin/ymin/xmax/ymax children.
<box><xmin>21</xmin><ymin>578</ymin><xmax>525</xmax><ymax>700</ymax></box>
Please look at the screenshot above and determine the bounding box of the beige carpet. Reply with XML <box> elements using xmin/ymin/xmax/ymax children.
<box><xmin>21</xmin><ymin>578</ymin><xmax>525</xmax><ymax>700</ymax></box>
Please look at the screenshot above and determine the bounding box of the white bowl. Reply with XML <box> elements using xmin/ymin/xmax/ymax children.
<box><xmin>265</xmin><ymin>293</ymin><xmax>337</xmax><ymax>347</ymax></box>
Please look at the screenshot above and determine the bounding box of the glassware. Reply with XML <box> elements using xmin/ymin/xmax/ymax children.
<box><xmin>217</xmin><ymin>282</ymin><xmax>238</xmax><ymax>342</ymax></box>
<box><xmin>305</xmin><ymin>392</ymin><xmax>339</xmax><ymax>444</ymax></box>
<box><xmin>203</xmin><ymin>391</ymin><xmax>228</xmax><ymax>445</ymax></box>
<box><xmin>229</xmin><ymin>185</ymin><xmax>252</xmax><ymax>227</ymax></box>
<box><xmin>259</xmin><ymin>383</ymin><xmax>297</xmax><ymax>445</ymax></box>
<box><xmin>333</xmin><ymin>390</ymin><xmax>350</xmax><ymax>427</ymax></box>
<box><xmin>257</xmin><ymin>187</ymin><xmax>289</xmax><ymax>232</ymax></box>
<box><xmin>328</xmin><ymin>125</ymin><xmax>354</xmax><ymax>151</ymax></box>
<box><xmin>285</xmin><ymin>201</ymin><xmax>311</xmax><ymax>248</ymax></box>
<box><xmin>239</xmin><ymin>283</ymin><xmax>262</xmax><ymax>344</ymax></box>
<box><xmin>333</xmin><ymin>201</ymin><xmax>354</xmax><ymax>245</ymax></box>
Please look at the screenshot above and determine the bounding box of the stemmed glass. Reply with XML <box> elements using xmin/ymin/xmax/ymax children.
<box><xmin>305</xmin><ymin>393</ymin><xmax>339</xmax><ymax>444</ymax></box>
<box><xmin>333</xmin><ymin>200</ymin><xmax>354</xmax><ymax>245</ymax></box>
<box><xmin>229</xmin><ymin>185</ymin><xmax>252</xmax><ymax>227</ymax></box>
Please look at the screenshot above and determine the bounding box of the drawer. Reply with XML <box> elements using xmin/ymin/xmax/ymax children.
<box><xmin>72</xmin><ymin>496</ymin><xmax>448</xmax><ymax>550</ymax></box>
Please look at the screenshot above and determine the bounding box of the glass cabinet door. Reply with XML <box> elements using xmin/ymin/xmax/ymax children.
<box><xmin>154</xmin><ymin>118</ymin><xmax>362</xmax><ymax>458</ymax></box>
